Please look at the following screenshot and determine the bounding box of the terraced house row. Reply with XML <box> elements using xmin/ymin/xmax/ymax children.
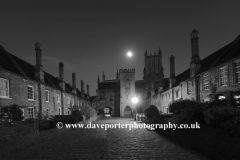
<box><xmin>0</xmin><ymin>42</ymin><xmax>91</xmax><ymax>119</ymax></box>
<box><xmin>152</xmin><ymin>30</ymin><xmax>240</xmax><ymax>114</ymax></box>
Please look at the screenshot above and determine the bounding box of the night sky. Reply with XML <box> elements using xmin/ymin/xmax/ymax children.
<box><xmin>1</xmin><ymin>0</ymin><xmax>240</xmax><ymax>96</ymax></box>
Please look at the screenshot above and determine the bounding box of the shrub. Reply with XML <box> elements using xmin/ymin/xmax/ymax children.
<box><xmin>169</xmin><ymin>99</ymin><xmax>199</xmax><ymax>115</ymax></box>
<box><xmin>0</xmin><ymin>104</ymin><xmax>24</xmax><ymax>121</ymax></box>
<box><xmin>204</xmin><ymin>103</ymin><xmax>240</xmax><ymax>127</ymax></box>
<box><xmin>72</xmin><ymin>110</ymin><xmax>83</xmax><ymax>122</ymax></box>
<box><xmin>97</xmin><ymin>109</ymin><xmax>104</xmax><ymax>115</ymax></box>
<box><xmin>39</xmin><ymin>120</ymin><xmax>56</xmax><ymax>131</ymax></box>
<box><xmin>144</xmin><ymin>105</ymin><xmax>160</xmax><ymax>121</ymax></box>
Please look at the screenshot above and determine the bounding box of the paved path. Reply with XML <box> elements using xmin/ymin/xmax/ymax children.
<box><xmin>4</xmin><ymin>117</ymin><xmax>208</xmax><ymax>160</ymax></box>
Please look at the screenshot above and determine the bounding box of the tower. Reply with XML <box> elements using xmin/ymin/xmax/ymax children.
<box><xmin>119</xmin><ymin>69</ymin><xmax>136</xmax><ymax>117</ymax></box>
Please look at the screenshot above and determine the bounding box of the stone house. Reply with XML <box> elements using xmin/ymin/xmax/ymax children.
<box><xmin>152</xmin><ymin>30</ymin><xmax>240</xmax><ymax>114</ymax></box>
<box><xmin>0</xmin><ymin>42</ymin><xmax>91</xmax><ymax>119</ymax></box>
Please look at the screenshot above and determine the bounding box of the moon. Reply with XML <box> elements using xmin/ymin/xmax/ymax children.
<box><xmin>127</xmin><ymin>51</ymin><xmax>132</xmax><ymax>57</ymax></box>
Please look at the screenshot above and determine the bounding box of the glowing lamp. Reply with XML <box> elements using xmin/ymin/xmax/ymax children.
<box><xmin>132</xmin><ymin>97</ymin><xmax>138</xmax><ymax>104</ymax></box>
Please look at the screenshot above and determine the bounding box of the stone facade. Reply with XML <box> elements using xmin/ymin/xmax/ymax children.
<box><xmin>152</xmin><ymin>30</ymin><xmax>240</xmax><ymax>114</ymax></box>
<box><xmin>0</xmin><ymin>43</ymin><xmax>91</xmax><ymax>119</ymax></box>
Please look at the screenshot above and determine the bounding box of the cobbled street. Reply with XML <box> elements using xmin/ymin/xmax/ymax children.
<box><xmin>4</xmin><ymin>117</ymin><xmax>208</xmax><ymax>160</ymax></box>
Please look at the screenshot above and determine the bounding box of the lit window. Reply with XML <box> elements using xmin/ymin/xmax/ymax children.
<box><xmin>21</xmin><ymin>109</ymin><xmax>24</xmax><ymax>117</ymax></box>
<box><xmin>203</xmin><ymin>74</ymin><xmax>210</xmax><ymax>90</ymax></box>
<box><xmin>234</xmin><ymin>95</ymin><xmax>240</xmax><ymax>103</ymax></box>
<box><xmin>46</xmin><ymin>108</ymin><xmax>49</xmax><ymax>118</ymax></box>
<box><xmin>219</xmin><ymin>67</ymin><xmax>227</xmax><ymax>86</ymax></box>
<box><xmin>45</xmin><ymin>90</ymin><xmax>49</xmax><ymax>102</ymax></box>
<box><xmin>236</xmin><ymin>61</ymin><xmax>240</xmax><ymax>83</ymax></box>
<box><xmin>0</xmin><ymin>78</ymin><xmax>9</xmax><ymax>98</ymax></box>
<box><xmin>27</xmin><ymin>86</ymin><xmax>34</xmax><ymax>100</ymax></box>
<box><xmin>187</xmin><ymin>82</ymin><xmax>191</xmax><ymax>95</ymax></box>
<box><xmin>57</xmin><ymin>94</ymin><xmax>60</xmax><ymax>102</ymax></box>
<box><xmin>219</xmin><ymin>96</ymin><xmax>225</xmax><ymax>100</ymax></box>
<box><xmin>28</xmin><ymin>107</ymin><xmax>34</xmax><ymax>119</ymax></box>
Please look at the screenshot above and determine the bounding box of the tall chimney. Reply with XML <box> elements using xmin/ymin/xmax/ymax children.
<box><xmin>59</xmin><ymin>62</ymin><xmax>65</xmax><ymax>90</ymax></box>
<box><xmin>87</xmin><ymin>84</ymin><xmax>89</xmax><ymax>95</ymax></box>
<box><xmin>81</xmin><ymin>80</ymin><xmax>84</xmax><ymax>93</ymax></box>
<box><xmin>34</xmin><ymin>42</ymin><xmax>44</xmax><ymax>82</ymax></box>
<box><xmin>72</xmin><ymin>72</ymin><xmax>76</xmax><ymax>94</ymax></box>
<box><xmin>190</xmin><ymin>29</ymin><xmax>201</xmax><ymax>76</ymax></box>
<box><xmin>169</xmin><ymin>55</ymin><xmax>176</xmax><ymax>88</ymax></box>
<box><xmin>102</xmin><ymin>72</ymin><xmax>105</xmax><ymax>82</ymax></box>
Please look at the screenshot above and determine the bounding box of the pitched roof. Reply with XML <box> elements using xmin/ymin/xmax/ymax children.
<box><xmin>0</xmin><ymin>45</ymin><xmax>76</xmax><ymax>95</ymax></box>
<box><xmin>197</xmin><ymin>34</ymin><xmax>240</xmax><ymax>74</ymax></box>
<box><xmin>99</xmin><ymin>81</ymin><xmax>120</xmax><ymax>91</ymax></box>
<box><xmin>160</xmin><ymin>34</ymin><xmax>240</xmax><ymax>93</ymax></box>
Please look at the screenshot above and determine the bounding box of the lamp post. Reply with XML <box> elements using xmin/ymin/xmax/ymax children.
<box><xmin>131</xmin><ymin>97</ymin><xmax>138</xmax><ymax>120</ymax></box>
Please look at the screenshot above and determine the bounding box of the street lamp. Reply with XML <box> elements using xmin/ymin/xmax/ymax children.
<box><xmin>131</xmin><ymin>97</ymin><xmax>138</xmax><ymax>104</ymax></box>
<box><xmin>131</xmin><ymin>97</ymin><xmax>139</xmax><ymax>121</ymax></box>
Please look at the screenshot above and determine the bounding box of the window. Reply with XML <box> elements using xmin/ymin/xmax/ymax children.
<box><xmin>0</xmin><ymin>78</ymin><xmax>9</xmax><ymax>98</ymax></box>
<box><xmin>100</xmin><ymin>94</ymin><xmax>106</xmax><ymax>101</ymax></box>
<box><xmin>46</xmin><ymin>108</ymin><xmax>49</xmax><ymax>118</ymax></box>
<box><xmin>219</xmin><ymin>67</ymin><xmax>227</xmax><ymax>86</ymax></box>
<box><xmin>219</xmin><ymin>96</ymin><xmax>225</xmax><ymax>100</ymax></box>
<box><xmin>78</xmin><ymin>100</ymin><xmax>79</xmax><ymax>106</ymax></box>
<box><xmin>203</xmin><ymin>98</ymin><xmax>210</xmax><ymax>102</ymax></box>
<box><xmin>236</xmin><ymin>61</ymin><xmax>240</xmax><ymax>83</ymax></box>
<box><xmin>187</xmin><ymin>82</ymin><xmax>191</xmax><ymax>95</ymax></box>
<box><xmin>28</xmin><ymin>107</ymin><xmax>34</xmax><ymax>119</ymax></box>
<box><xmin>21</xmin><ymin>109</ymin><xmax>24</xmax><ymax>117</ymax></box>
<box><xmin>80</xmin><ymin>100</ymin><xmax>82</xmax><ymax>106</ymax></box>
<box><xmin>68</xmin><ymin>97</ymin><xmax>70</xmax><ymax>104</ymax></box>
<box><xmin>176</xmin><ymin>90</ymin><xmax>179</xmax><ymax>98</ymax></box>
<box><xmin>27</xmin><ymin>86</ymin><xmax>34</xmax><ymax>100</ymax></box>
<box><xmin>110</xmin><ymin>94</ymin><xmax>113</xmax><ymax>101</ymax></box>
<box><xmin>125</xmin><ymin>79</ymin><xmax>130</xmax><ymax>89</ymax></box>
<box><xmin>203</xmin><ymin>74</ymin><xmax>210</xmax><ymax>90</ymax></box>
<box><xmin>45</xmin><ymin>90</ymin><xmax>49</xmax><ymax>102</ymax></box>
<box><xmin>234</xmin><ymin>95</ymin><xmax>240</xmax><ymax>103</ymax></box>
<box><xmin>58</xmin><ymin>108</ymin><xmax>61</xmax><ymax>115</ymax></box>
<box><xmin>72</xmin><ymin>98</ymin><xmax>74</xmax><ymax>105</ymax></box>
<box><xmin>57</xmin><ymin>94</ymin><xmax>60</xmax><ymax>102</ymax></box>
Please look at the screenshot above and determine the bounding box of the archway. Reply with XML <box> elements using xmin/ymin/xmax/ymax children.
<box><xmin>124</xmin><ymin>106</ymin><xmax>132</xmax><ymax>117</ymax></box>
<box><xmin>103</xmin><ymin>107</ymin><xmax>112</xmax><ymax>116</ymax></box>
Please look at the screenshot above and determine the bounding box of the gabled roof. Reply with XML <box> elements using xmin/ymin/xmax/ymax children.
<box><xmin>99</xmin><ymin>81</ymin><xmax>120</xmax><ymax>91</ymax></box>
<box><xmin>0</xmin><ymin>45</ymin><xmax>81</xmax><ymax>96</ymax></box>
<box><xmin>197</xmin><ymin>34</ymin><xmax>240</xmax><ymax>75</ymax></box>
<box><xmin>90</xmin><ymin>96</ymin><xmax>98</xmax><ymax>102</ymax></box>
<box><xmin>160</xmin><ymin>34</ymin><xmax>240</xmax><ymax>93</ymax></box>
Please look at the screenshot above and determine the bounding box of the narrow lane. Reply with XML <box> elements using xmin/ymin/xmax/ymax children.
<box><xmin>5</xmin><ymin>117</ymin><xmax>208</xmax><ymax>160</ymax></box>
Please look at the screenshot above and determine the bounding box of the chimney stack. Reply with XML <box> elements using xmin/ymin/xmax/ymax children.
<box><xmin>169</xmin><ymin>55</ymin><xmax>176</xmax><ymax>88</ymax></box>
<box><xmin>81</xmin><ymin>80</ymin><xmax>84</xmax><ymax>93</ymax></box>
<box><xmin>59</xmin><ymin>62</ymin><xmax>65</xmax><ymax>90</ymax></box>
<box><xmin>87</xmin><ymin>84</ymin><xmax>89</xmax><ymax>95</ymax></box>
<box><xmin>102</xmin><ymin>72</ymin><xmax>105</xmax><ymax>82</ymax></box>
<box><xmin>34</xmin><ymin>42</ymin><xmax>44</xmax><ymax>82</ymax></box>
<box><xmin>72</xmin><ymin>72</ymin><xmax>76</xmax><ymax>94</ymax></box>
<box><xmin>190</xmin><ymin>29</ymin><xmax>201</xmax><ymax>76</ymax></box>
